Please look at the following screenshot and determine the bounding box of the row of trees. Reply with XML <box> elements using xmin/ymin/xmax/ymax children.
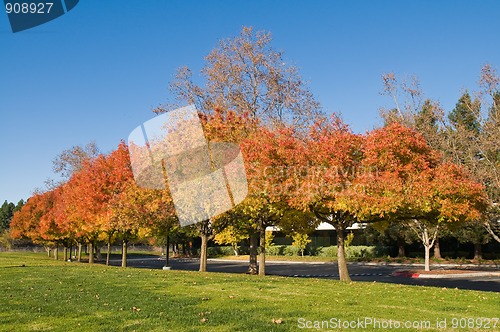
<box><xmin>8</xmin><ymin>111</ymin><xmax>490</xmax><ymax>280</ymax></box>
<box><xmin>8</xmin><ymin>27</ymin><xmax>499</xmax><ymax>282</ymax></box>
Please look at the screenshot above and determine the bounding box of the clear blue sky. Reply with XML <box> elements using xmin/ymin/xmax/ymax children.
<box><xmin>1</xmin><ymin>0</ymin><xmax>499</xmax><ymax>204</ymax></box>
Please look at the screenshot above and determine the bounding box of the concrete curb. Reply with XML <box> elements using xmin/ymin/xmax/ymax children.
<box><xmin>391</xmin><ymin>270</ymin><xmax>500</xmax><ymax>279</ymax></box>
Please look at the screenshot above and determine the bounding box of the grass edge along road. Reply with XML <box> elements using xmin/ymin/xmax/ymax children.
<box><xmin>1</xmin><ymin>252</ymin><xmax>499</xmax><ymax>332</ymax></box>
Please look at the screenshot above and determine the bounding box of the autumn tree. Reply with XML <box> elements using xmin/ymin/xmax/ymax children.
<box><xmin>238</xmin><ymin>124</ymin><xmax>319</xmax><ymax>276</ymax></box>
<box><xmin>110</xmin><ymin>184</ymin><xmax>178</xmax><ymax>268</ymax></box>
<box><xmin>38</xmin><ymin>187</ymin><xmax>75</xmax><ymax>260</ymax></box>
<box><xmin>168</xmin><ymin>26</ymin><xmax>321</xmax><ymax>131</ymax></box>
<box><xmin>353</xmin><ymin>124</ymin><xmax>487</xmax><ymax>271</ymax></box>
<box><xmin>52</xmin><ymin>141</ymin><xmax>100</xmax><ymax>179</ymax></box>
<box><xmin>254</xmin><ymin>115</ymin><xmax>362</xmax><ymax>281</ymax></box>
<box><xmin>164</xmin><ymin>27</ymin><xmax>322</xmax><ymax>273</ymax></box>
<box><xmin>61</xmin><ymin>142</ymin><xmax>132</xmax><ymax>264</ymax></box>
<box><xmin>97</xmin><ymin>143</ymin><xmax>139</xmax><ymax>267</ymax></box>
<box><xmin>10</xmin><ymin>193</ymin><xmax>54</xmax><ymax>253</ymax></box>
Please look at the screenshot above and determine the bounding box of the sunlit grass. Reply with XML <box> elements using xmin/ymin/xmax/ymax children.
<box><xmin>1</xmin><ymin>252</ymin><xmax>499</xmax><ymax>331</ymax></box>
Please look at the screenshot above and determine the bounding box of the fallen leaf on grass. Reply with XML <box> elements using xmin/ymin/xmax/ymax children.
<box><xmin>272</xmin><ymin>318</ymin><xmax>283</xmax><ymax>324</ymax></box>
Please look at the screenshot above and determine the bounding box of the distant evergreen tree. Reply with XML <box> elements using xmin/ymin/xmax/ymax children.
<box><xmin>448</xmin><ymin>92</ymin><xmax>481</xmax><ymax>134</ymax></box>
<box><xmin>14</xmin><ymin>199</ymin><xmax>25</xmax><ymax>213</ymax></box>
<box><xmin>0</xmin><ymin>200</ymin><xmax>16</xmax><ymax>230</ymax></box>
<box><xmin>414</xmin><ymin>99</ymin><xmax>445</xmax><ymax>151</ymax></box>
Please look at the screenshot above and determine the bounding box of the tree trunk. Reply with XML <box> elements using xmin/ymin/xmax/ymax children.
<box><xmin>54</xmin><ymin>246</ymin><xmax>59</xmax><ymax>260</ymax></box>
<box><xmin>397</xmin><ymin>238</ymin><xmax>405</xmax><ymax>258</ymax></box>
<box><xmin>473</xmin><ymin>242</ymin><xmax>482</xmax><ymax>260</ymax></box>
<box><xmin>63</xmin><ymin>247</ymin><xmax>68</xmax><ymax>261</ymax></box>
<box><xmin>398</xmin><ymin>245</ymin><xmax>405</xmax><ymax>258</ymax></box>
<box><xmin>77</xmin><ymin>243</ymin><xmax>82</xmax><ymax>262</ymax></box>
<box><xmin>96</xmin><ymin>245</ymin><xmax>102</xmax><ymax>262</ymax></box>
<box><xmin>46</xmin><ymin>247</ymin><xmax>50</xmax><ymax>257</ymax></box>
<box><xmin>197</xmin><ymin>220</ymin><xmax>211</xmax><ymax>272</ymax></box>
<box><xmin>106</xmin><ymin>242</ymin><xmax>111</xmax><ymax>266</ymax></box>
<box><xmin>336</xmin><ymin>222</ymin><xmax>351</xmax><ymax>282</ymax></box>
<box><xmin>424</xmin><ymin>244</ymin><xmax>431</xmax><ymax>272</ymax></box>
<box><xmin>248</xmin><ymin>231</ymin><xmax>258</xmax><ymax>275</ymax></box>
<box><xmin>88</xmin><ymin>242</ymin><xmax>94</xmax><ymax>264</ymax></box>
<box><xmin>420</xmin><ymin>225</ymin><xmax>437</xmax><ymax>272</ymax></box>
<box><xmin>433</xmin><ymin>238</ymin><xmax>442</xmax><ymax>259</ymax></box>
<box><xmin>121</xmin><ymin>240</ymin><xmax>128</xmax><ymax>268</ymax></box>
<box><xmin>484</xmin><ymin>221</ymin><xmax>500</xmax><ymax>243</ymax></box>
<box><xmin>199</xmin><ymin>232</ymin><xmax>207</xmax><ymax>272</ymax></box>
<box><xmin>258</xmin><ymin>221</ymin><xmax>266</xmax><ymax>276</ymax></box>
<box><xmin>165</xmin><ymin>233</ymin><xmax>170</xmax><ymax>268</ymax></box>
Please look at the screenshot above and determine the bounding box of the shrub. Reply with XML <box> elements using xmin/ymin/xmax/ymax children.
<box><xmin>317</xmin><ymin>246</ymin><xmax>338</xmax><ymax>257</ymax></box>
<box><xmin>315</xmin><ymin>245</ymin><xmax>389</xmax><ymax>259</ymax></box>
<box><xmin>206</xmin><ymin>247</ymin><xmax>219</xmax><ymax>257</ymax></box>
<box><xmin>238</xmin><ymin>246</ymin><xmax>250</xmax><ymax>255</ymax></box>
<box><xmin>206</xmin><ymin>246</ymin><xmax>248</xmax><ymax>257</ymax></box>
<box><xmin>283</xmin><ymin>245</ymin><xmax>300</xmax><ymax>256</ymax></box>
<box><xmin>345</xmin><ymin>245</ymin><xmax>390</xmax><ymax>259</ymax></box>
<box><xmin>306</xmin><ymin>244</ymin><xmax>320</xmax><ymax>256</ymax></box>
<box><xmin>0</xmin><ymin>230</ymin><xmax>15</xmax><ymax>250</ymax></box>
<box><xmin>266</xmin><ymin>245</ymin><xmax>285</xmax><ymax>256</ymax></box>
<box><xmin>346</xmin><ymin>246</ymin><xmax>372</xmax><ymax>259</ymax></box>
<box><xmin>219</xmin><ymin>246</ymin><xmax>237</xmax><ymax>256</ymax></box>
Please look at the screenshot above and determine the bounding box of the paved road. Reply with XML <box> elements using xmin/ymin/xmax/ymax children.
<box><xmin>108</xmin><ymin>256</ymin><xmax>500</xmax><ymax>293</ymax></box>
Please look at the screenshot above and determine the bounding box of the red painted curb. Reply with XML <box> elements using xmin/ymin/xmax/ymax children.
<box><xmin>391</xmin><ymin>271</ymin><xmax>420</xmax><ymax>278</ymax></box>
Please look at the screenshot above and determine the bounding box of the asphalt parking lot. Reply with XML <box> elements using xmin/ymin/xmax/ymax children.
<box><xmin>107</xmin><ymin>256</ymin><xmax>500</xmax><ymax>293</ymax></box>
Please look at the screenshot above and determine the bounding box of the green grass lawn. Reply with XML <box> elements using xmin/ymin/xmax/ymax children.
<box><xmin>0</xmin><ymin>252</ymin><xmax>499</xmax><ymax>331</ymax></box>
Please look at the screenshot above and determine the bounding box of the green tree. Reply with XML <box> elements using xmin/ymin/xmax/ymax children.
<box><xmin>14</xmin><ymin>199</ymin><xmax>25</xmax><ymax>213</ymax></box>
<box><xmin>453</xmin><ymin>221</ymin><xmax>491</xmax><ymax>260</ymax></box>
<box><xmin>0</xmin><ymin>200</ymin><xmax>16</xmax><ymax>230</ymax></box>
<box><xmin>214</xmin><ymin>225</ymin><xmax>246</xmax><ymax>256</ymax></box>
<box><xmin>292</xmin><ymin>232</ymin><xmax>311</xmax><ymax>257</ymax></box>
<box><xmin>365</xmin><ymin>223</ymin><xmax>417</xmax><ymax>258</ymax></box>
<box><xmin>448</xmin><ymin>92</ymin><xmax>481</xmax><ymax>134</ymax></box>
